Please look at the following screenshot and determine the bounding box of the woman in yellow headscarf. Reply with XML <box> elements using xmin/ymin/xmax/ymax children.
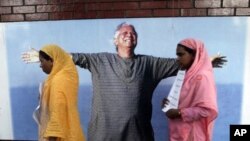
<box><xmin>38</xmin><ymin>44</ymin><xmax>85</xmax><ymax>141</ymax></box>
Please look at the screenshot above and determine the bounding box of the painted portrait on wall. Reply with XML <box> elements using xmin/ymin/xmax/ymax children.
<box><xmin>0</xmin><ymin>17</ymin><xmax>249</xmax><ymax>140</ymax></box>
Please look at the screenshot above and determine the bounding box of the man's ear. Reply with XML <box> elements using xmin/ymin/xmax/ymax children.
<box><xmin>114</xmin><ymin>38</ymin><xmax>118</xmax><ymax>46</ymax></box>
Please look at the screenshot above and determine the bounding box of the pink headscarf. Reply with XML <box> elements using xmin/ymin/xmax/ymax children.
<box><xmin>178</xmin><ymin>38</ymin><xmax>218</xmax><ymax>140</ymax></box>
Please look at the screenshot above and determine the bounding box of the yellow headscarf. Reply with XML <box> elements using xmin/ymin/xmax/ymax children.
<box><xmin>40</xmin><ymin>44</ymin><xmax>73</xmax><ymax>82</ymax></box>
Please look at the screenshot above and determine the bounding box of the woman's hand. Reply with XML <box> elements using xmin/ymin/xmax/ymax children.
<box><xmin>161</xmin><ymin>98</ymin><xmax>169</xmax><ymax>108</ymax></box>
<box><xmin>48</xmin><ymin>137</ymin><xmax>57</xmax><ymax>141</ymax></box>
<box><xmin>166</xmin><ymin>109</ymin><xmax>181</xmax><ymax>119</ymax></box>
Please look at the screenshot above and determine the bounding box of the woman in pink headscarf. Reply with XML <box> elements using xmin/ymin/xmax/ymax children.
<box><xmin>162</xmin><ymin>38</ymin><xmax>218</xmax><ymax>141</ymax></box>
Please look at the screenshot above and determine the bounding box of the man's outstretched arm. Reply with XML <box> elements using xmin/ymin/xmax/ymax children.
<box><xmin>21</xmin><ymin>48</ymin><xmax>227</xmax><ymax>68</ymax></box>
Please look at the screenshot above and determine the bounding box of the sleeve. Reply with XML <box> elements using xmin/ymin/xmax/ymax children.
<box><xmin>151</xmin><ymin>57</ymin><xmax>180</xmax><ymax>81</ymax></box>
<box><xmin>180</xmin><ymin>74</ymin><xmax>218</xmax><ymax>122</ymax></box>
<box><xmin>71</xmin><ymin>53</ymin><xmax>90</xmax><ymax>69</ymax></box>
<box><xmin>44</xmin><ymin>82</ymin><xmax>67</xmax><ymax>139</ymax></box>
<box><xmin>71</xmin><ymin>53</ymin><xmax>102</xmax><ymax>73</ymax></box>
<box><xmin>180</xmin><ymin>107</ymin><xmax>212</xmax><ymax>122</ymax></box>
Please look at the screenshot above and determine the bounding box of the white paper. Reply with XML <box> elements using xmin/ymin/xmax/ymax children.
<box><xmin>32</xmin><ymin>82</ymin><xmax>43</xmax><ymax>125</ymax></box>
<box><xmin>162</xmin><ymin>70</ymin><xmax>185</xmax><ymax>112</ymax></box>
<box><xmin>32</xmin><ymin>105</ymin><xmax>40</xmax><ymax>125</ymax></box>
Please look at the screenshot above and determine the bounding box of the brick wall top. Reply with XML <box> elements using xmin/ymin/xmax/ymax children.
<box><xmin>0</xmin><ymin>0</ymin><xmax>249</xmax><ymax>22</ymax></box>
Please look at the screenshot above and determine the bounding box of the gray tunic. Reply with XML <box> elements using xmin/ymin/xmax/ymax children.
<box><xmin>72</xmin><ymin>53</ymin><xmax>179</xmax><ymax>141</ymax></box>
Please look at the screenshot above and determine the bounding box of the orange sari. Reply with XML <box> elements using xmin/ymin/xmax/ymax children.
<box><xmin>38</xmin><ymin>45</ymin><xmax>85</xmax><ymax>141</ymax></box>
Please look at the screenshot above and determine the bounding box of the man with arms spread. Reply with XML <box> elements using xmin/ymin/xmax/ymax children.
<box><xmin>22</xmin><ymin>22</ymin><xmax>226</xmax><ymax>141</ymax></box>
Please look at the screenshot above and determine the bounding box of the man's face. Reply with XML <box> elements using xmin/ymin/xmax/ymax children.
<box><xmin>114</xmin><ymin>25</ymin><xmax>137</xmax><ymax>51</ymax></box>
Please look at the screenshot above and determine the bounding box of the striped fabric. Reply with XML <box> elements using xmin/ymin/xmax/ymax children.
<box><xmin>72</xmin><ymin>52</ymin><xmax>179</xmax><ymax>141</ymax></box>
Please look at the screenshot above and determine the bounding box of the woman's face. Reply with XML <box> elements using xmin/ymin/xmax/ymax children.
<box><xmin>39</xmin><ymin>55</ymin><xmax>53</xmax><ymax>74</ymax></box>
<box><xmin>176</xmin><ymin>45</ymin><xmax>195</xmax><ymax>70</ymax></box>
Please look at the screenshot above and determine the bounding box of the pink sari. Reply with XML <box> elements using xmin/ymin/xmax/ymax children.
<box><xmin>168</xmin><ymin>38</ymin><xmax>218</xmax><ymax>141</ymax></box>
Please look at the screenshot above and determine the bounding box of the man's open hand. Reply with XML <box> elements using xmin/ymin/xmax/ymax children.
<box><xmin>21</xmin><ymin>48</ymin><xmax>39</xmax><ymax>63</ymax></box>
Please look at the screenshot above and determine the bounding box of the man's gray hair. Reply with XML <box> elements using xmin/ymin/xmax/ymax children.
<box><xmin>113</xmin><ymin>22</ymin><xmax>138</xmax><ymax>39</ymax></box>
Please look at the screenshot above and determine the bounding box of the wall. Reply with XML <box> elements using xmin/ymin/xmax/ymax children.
<box><xmin>0</xmin><ymin>0</ymin><xmax>250</xmax><ymax>22</ymax></box>
<box><xmin>1</xmin><ymin>18</ymin><xmax>247</xmax><ymax>141</ymax></box>
<box><xmin>0</xmin><ymin>0</ymin><xmax>249</xmax><ymax>140</ymax></box>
